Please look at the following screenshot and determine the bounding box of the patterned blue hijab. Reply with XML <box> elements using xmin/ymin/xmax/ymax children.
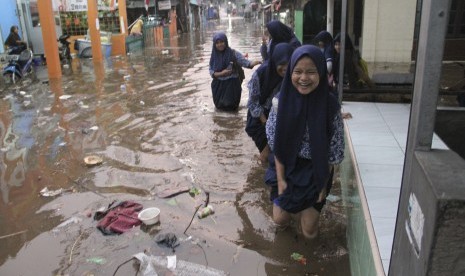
<box><xmin>209</xmin><ymin>32</ymin><xmax>234</xmax><ymax>72</ymax></box>
<box><xmin>274</xmin><ymin>45</ymin><xmax>340</xmax><ymax>191</ymax></box>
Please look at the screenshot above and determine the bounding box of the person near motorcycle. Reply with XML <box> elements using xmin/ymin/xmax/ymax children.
<box><xmin>5</xmin><ymin>26</ymin><xmax>27</xmax><ymax>49</ymax></box>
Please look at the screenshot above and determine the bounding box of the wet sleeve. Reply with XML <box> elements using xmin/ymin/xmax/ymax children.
<box><xmin>209</xmin><ymin>61</ymin><xmax>215</xmax><ymax>78</ymax></box>
<box><xmin>246</xmin><ymin>71</ymin><xmax>264</xmax><ymax>117</ymax></box>
<box><xmin>260</xmin><ymin>43</ymin><xmax>268</xmax><ymax>61</ymax></box>
<box><xmin>328</xmin><ymin>112</ymin><xmax>345</xmax><ymax>164</ymax></box>
<box><xmin>235</xmin><ymin>51</ymin><xmax>251</xmax><ymax>68</ymax></box>
<box><xmin>265</xmin><ymin>99</ymin><xmax>278</xmax><ymax>151</ymax></box>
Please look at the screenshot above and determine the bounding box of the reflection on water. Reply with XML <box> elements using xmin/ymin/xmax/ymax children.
<box><xmin>0</xmin><ymin>18</ymin><xmax>350</xmax><ymax>275</ymax></box>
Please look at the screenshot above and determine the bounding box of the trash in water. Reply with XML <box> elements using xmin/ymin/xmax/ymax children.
<box><xmin>59</xmin><ymin>95</ymin><xmax>72</xmax><ymax>100</ymax></box>
<box><xmin>40</xmin><ymin>187</ymin><xmax>64</xmax><ymax>197</ymax></box>
<box><xmin>166</xmin><ymin>198</ymin><xmax>177</xmax><ymax>206</ymax></box>
<box><xmin>54</xmin><ymin>216</ymin><xmax>82</xmax><ymax>230</ymax></box>
<box><xmin>124</xmin><ymin>75</ymin><xmax>131</xmax><ymax>81</ymax></box>
<box><xmin>167</xmin><ymin>255</ymin><xmax>176</xmax><ymax>270</ymax></box>
<box><xmin>86</xmin><ymin>257</ymin><xmax>106</xmax><ymax>265</ymax></box>
<box><xmin>84</xmin><ymin>155</ymin><xmax>103</xmax><ymax>166</ymax></box>
<box><xmin>197</xmin><ymin>205</ymin><xmax>214</xmax><ymax>219</ymax></box>
<box><xmin>161</xmin><ymin>50</ymin><xmax>169</xmax><ymax>54</ymax></box>
<box><xmin>147</xmin><ymin>80</ymin><xmax>154</xmax><ymax>85</ymax></box>
<box><xmin>133</xmin><ymin>252</ymin><xmax>228</xmax><ymax>276</ymax></box>
<box><xmin>290</xmin><ymin>252</ymin><xmax>307</xmax><ymax>265</ymax></box>
<box><xmin>89</xmin><ymin>126</ymin><xmax>99</xmax><ymax>131</ymax></box>
<box><xmin>120</xmin><ymin>84</ymin><xmax>126</xmax><ymax>91</ymax></box>
<box><xmin>19</xmin><ymin>91</ymin><xmax>26</xmax><ymax>96</ymax></box>
<box><xmin>326</xmin><ymin>194</ymin><xmax>341</xmax><ymax>202</ymax></box>
<box><xmin>189</xmin><ymin>187</ymin><xmax>201</xmax><ymax>197</ymax></box>
<box><xmin>140</xmin><ymin>101</ymin><xmax>145</xmax><ymax>105</ymax></box>
<box><xmin>155</xmin><ymin>233</ymin><xmax>180</xmax><ymax>250</ymax></box>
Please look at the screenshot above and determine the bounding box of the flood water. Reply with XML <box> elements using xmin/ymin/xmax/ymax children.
<box><xmin>0</xmin><ymin>18</ymin><xmax>350</xmax><ymax>275</ymax></box>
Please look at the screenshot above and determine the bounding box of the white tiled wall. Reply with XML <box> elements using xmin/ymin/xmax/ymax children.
<box><xmin>361</xmin><ymin>0</ymin><xmax>417</xmax><ymax>63</ymax></box>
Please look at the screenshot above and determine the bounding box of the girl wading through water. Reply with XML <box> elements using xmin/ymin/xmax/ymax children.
<box><xmin>265</xmin><ymin>45</ymin><xmax>345</xmax><ymax>239</ymax></box>
<box><xmin>209</xmin><ymin>32</ymin><xmax>261</xmax><ymax>111</ymax></box>
<box><xmin>246</xmin><ymin>43</ymin><xmax>294</xmax><ymax>164</ymax></box>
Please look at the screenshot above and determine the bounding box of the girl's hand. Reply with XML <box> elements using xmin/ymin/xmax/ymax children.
<box><xmin>250</xmin><ymin>60</ymin><xmax>262</xmax><ymax>68</ymax></box>
<box><xmin>221</xmin><ymin>68</ymin><xmax>232</xmax><ymax>77</ymax></box>
<box><xmin>259</xmin><ymin>113</ymin><xmax>267</xmax><ymax>124</ymax></box>
<box><xmin>317</xmin><ymin>164</ymin><xmax>333</xmax><ymax>202</ymax></box>
<box><xmin>277</xmin><ymin>178</ymin><xmax>287</xmax><ymax>195</ymax></box>
<box><xmin>317</xmin><ymin>186</ymin><xmax>327</xmax><ymax>203</ymax></box>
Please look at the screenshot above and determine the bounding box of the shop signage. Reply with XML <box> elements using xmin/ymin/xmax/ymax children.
<box><xmin>56</xmin><ymin>0</ymin><xmax>117</xmax><ymax>12</ymax></box>
<box><xmin>158</xmin><ymin>0</ymin><xmax>172</xmax><ymax>10</ymax></box>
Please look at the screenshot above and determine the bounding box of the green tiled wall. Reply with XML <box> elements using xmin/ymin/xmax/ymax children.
<box><xmin>340</xmin><ymin>136</ymin><xmax>378</xmax><ymax>276</ymax></box>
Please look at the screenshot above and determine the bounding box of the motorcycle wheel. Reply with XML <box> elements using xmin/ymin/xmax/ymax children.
<box><xmin>81</xmin><ymin>47</ymin><xmax>92</xmax><ymax>58</ymax></box>
<box><xmin>62</xmin><ymin>48</ymin><xmax>71</xmax><ymax>65</ymax></box>
<box><xmin>3</xmin><ymin>72</ymin><xmax>16</xmax><ymax>85</ymax></box>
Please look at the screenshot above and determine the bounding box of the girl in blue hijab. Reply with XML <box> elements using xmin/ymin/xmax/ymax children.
<box><xmin>313</xmin><ymin>31</ymin><xmax>335</xmax><ymax>86</ymax></box>
<box><xmin>246</xmin><ymin>43</ymin><xmax>294</xmax><ymax>163</ymax></box>
<box><xmin>260</xmin><ymin>20</ymin><xmax>301</xmax><ymax>61</ymax></box>
<box><xmin>209</xmin><ymin>32</ymin><xmax>261</xmax><ymax>111</ymax></box>
<box><xmin>265</xmin><ymin>45</ymin><xmax>345</xmax><ymax>239</ymax></box>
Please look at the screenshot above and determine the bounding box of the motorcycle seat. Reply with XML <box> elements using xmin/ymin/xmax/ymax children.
<box><xmin>18</xmin><ymin>50</ymin><xmax>31</xmax><ymax>62</ymax></box>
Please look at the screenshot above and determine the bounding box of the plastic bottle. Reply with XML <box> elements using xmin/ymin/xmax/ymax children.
<box><xmin>120</xmin><ymin>84</ymin><xmax>126</xmax><ymax>92</ymax></box>
<box><xmin>197</xmin><ymin>205</ymin><xmax>214</xmax><ymax>219</ymax></box>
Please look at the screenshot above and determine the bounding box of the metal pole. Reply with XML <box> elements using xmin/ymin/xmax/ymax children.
<box><xmin>390</xmin><ymin>0</ymin><xmax>451</xmax><ymax>273</ymax></box>
<box><xmin>327</xmin><ymin>0</ymin><xmax>334</xmax><ymax>34</ymax></box>
<box><xmin>337</xmin><ymin>0</ymin><xmax>347</xmax><ymax>104</ymax></box>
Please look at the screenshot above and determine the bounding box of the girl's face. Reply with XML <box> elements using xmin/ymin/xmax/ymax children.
<box><xmin>215</xmin><ymin>39</ymin><xmax>226</xmax><ymax>51</ymax></box>
<box><xmin>276</xmin><ymin>63</ymin><xmax>288</xmax><ymax>77</ymax></box>
<box><xmin>291</xmin><ymin>56</ymin><xmax>320</xmax><ymax>95</ymax></box>
<box><xmin>334</xmin><ymin>41</ymin><xmax>341</xmax><ymax>54</ymax></box>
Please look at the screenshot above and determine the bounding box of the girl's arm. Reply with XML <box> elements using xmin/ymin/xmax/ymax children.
<box><xmin>328</xmin><ymin>112</ymin><xmax>345</xmax><ymax>165</ymax></box>
<box><xmin>246</xmin><ymin>71</ymin><xmax>264</xmax><ymax>118</ymax></box>
<box><xmin>275</xmin><ymin>157</ymin><xmax>287</xmax><ymax>195</ymax></box>
<box><xmin>235</xmin><ymin>50</ymin><xmax>261</xmax><ymax>69</ymax></box>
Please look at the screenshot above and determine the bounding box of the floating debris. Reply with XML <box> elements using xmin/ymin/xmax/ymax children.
<box><xmin>59</xmin><ymin>95</ymin><xmax>72</xmax><ymax>100</ymax></box>
<box><xmin>84</xmin><ymin>155</ymin><xmax>103</xmax><ymax>166</ymax></box>
<box><xmin>189</xmin><ymin>187</ymin><xmax>201</xmax><ymax>197</ymax></box>
<box><xmin>291</xmin><ymin>252</ymin><xmax>307</xmax><ymax>265</ymax></box>
<box><xmin>197</xmin><ymin>205</ymin><xmax>214</xmax><ymax>219</ymax></box>
<box><xmin>40</xmin><ymin>187</ymin><xmax>64</xmax><ymax>197</ymax></box>
<box><xmin>86</xmin><ymin>257</ymin><xmax>106</xmax><ymax>265</ymax></box>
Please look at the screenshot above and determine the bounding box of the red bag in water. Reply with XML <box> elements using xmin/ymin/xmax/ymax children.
<box><xmin>96</xmin><ymin>201</ymin><xmax>143</xmax><ymax>235</ymax></box>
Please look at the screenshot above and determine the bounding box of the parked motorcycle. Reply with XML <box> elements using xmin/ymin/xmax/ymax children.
<box><xmin>58</xmin><ymin>34</ymin><xmax>72</xmax><ymax>65</ymax></box>
<box><xmin>2</xmin><ymin>45</ymin><xmax>34</xmax><ymax>84</ymax></box>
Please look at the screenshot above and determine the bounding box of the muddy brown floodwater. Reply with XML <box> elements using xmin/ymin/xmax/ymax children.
<box><xmin>0</xmin><ymin>18</ymin><xmax>350</xmax><ymax>275</ymax></box>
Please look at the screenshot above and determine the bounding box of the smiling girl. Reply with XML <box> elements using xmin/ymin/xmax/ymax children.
<box><xmin>265</xmin><ymin>45</ymin><xmax>344</xmax><ymax>239</ymax></box>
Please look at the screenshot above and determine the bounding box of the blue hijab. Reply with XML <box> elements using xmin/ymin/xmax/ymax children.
<box><xmin>274</xmin><ymin>45</ymin><xmax>340</xmax><ymax>191</ymax></box>
<box><xmin>209</xmin><ymin>32</ymin><xmax>234</xmax><ymax>72</ymax></box>
<box><xmin>258</xmin><ymin>43</ymin><xmax>294</xmax><ymax>104</ymax></box>
<box><xmin>266</xmin><ymin>20</ymin><xmax>301</xmax><ymax>59</ymax></box>
<box><xmin>313</xmin><ymin>30</ymin><xmax>334</xmax><ymax>62</ymax></box>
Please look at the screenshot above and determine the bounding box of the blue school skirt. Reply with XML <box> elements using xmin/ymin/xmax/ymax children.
<box><xmin>211</xmin><ymin>77</ymin><xmax>242</xmax><ymax>111</ymax></box>
<box><xmin>265</xmin><ymin>153</ymin><xmax>333</xmax><ymax>213</ymax></box>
